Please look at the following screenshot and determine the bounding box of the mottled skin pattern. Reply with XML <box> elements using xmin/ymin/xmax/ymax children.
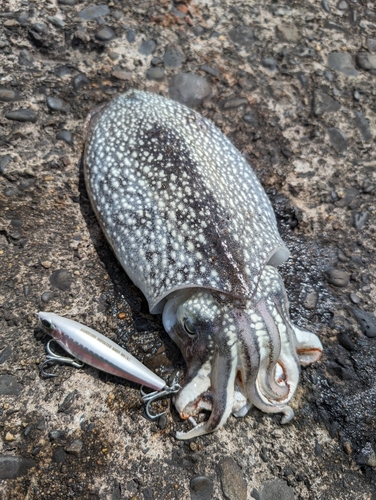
<box><xmin>84</xmin><ymin>90</ymin><xmax>322</xmax><ymax>439</ymax></box>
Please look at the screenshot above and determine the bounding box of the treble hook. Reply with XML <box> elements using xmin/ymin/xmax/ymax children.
<box><xmin>40</xmin><ymin>339</ymin><xmax>84</xmax><ymax>377</ymax></box>
<box><xmin>141</xmin><ymin>383</ymin><xmax>182</xmax><ymax>420</ymax></box>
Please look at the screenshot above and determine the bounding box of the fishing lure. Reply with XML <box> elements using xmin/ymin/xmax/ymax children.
<box><xmin>38</xmin><ymin>312</ymin><xmax>182</xmax><ymax>421</ymax></box>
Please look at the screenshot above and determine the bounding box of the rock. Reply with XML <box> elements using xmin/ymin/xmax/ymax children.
<box><xmin>349</xmin><ymin>292</ymin><xmax>361</xmax><ymax>304</ymax></box>
<box><xmin>151</xmin><ymin>57</ymin><xmax>163</xmax><ymax>66</ymax></box>
<box><xmin>5</xmin><ymin>109</ymin><xmax>38</xmax><ymax>122</ymax></box>
<box><xmin>228</xmin><ymin>26</ymin><xmax>254</xmax><ymax>47</ymax></box>
<box><xmin>58</xmin><ymin>391</ymin><xmax>76</xmax><ymax>413</ymax></box>
<box><xmin>0</xmin><ymin>155</ymin><xmax>12</xmax><ymax>173</ymax></box>
<box><xmin>362</xmin><ymin>178</ymin><xmax>375</xmax><ymax>193</ymax></box>
<box><xmin>356</xmin><ymin>53</ymin><xmax>376</xmax><ymax>71</ymax></box>
<box><xmin>72</xmin><ymin>73</ymin><xmax>90</xmax><ymax>91</ymax></box>
<box><xmin>356</xmin><ymin>443</ymin><xmax>376</xmax><ymax>467</ymax></box>
<box><xmin>303</xmin><ymin>290</ymin><xmax>318</xmax><ymax>310</ymax></box>
<box><xmin>261</xmin><ymin>58</ymin><xmax>277</xmax><ymax>71</ymax></box>
<box><xmin>260</xmin><ymin>479</ymin><xmax>294</xmax><ymax>500</ymax></box>
<box><xmin>169</xmin><ymin>73</ymin><xmax>211</xmax><ymax>107</ymax></box>
<box><xmin>0</xmin><ymin>88</ymin><xmax>21</xmax><ymax>102</ymax></box>
<box><xmin>112</xmin><ymin>70</ymin><xmax>132</xmax><ymax>81</ymax></box>
<box><xmin>163</xmin><ymin>43</ymin><xmax>185</xmax><ymax>68</ymax></box>
<box><xmin>65</xmin><ymin>439</ymin><xmax>83</xmax><ymax>456</ymax></box>
<box><xmin>48</xmin><ymin>16</ymin><xmax>65</xmax><ymax>28</ymax></box>
<box><xmin>338</xmin><ymin>332</ymin><xmax>355</xmax><ymax>351</ymax></box>
<box><xmin>138</xmin><ymin>39</ymin><xmax>156</xmax><ymax>56</ymax></box>
<box><xmin>221</xmin><ymin>97</ymin><xmax>248</xmax><ymax>110</ymax></box>
<box><xmin>313</xmin><ymin>91</ymin><xmax>340</xmax><ymax>116</ymax></box>
<box><xmin>56</xmin><ymin>130</ymin><xmax>73</xmax><ymax>145</ymax></box>
<box><xmin>126</xmin><ymin>30</ymin><xmax>136</xmax><ymax>43</ymax></box>
<box><xmin>18</xmin><ymin>49</ymin><xmax>34</xmax><ymax>66</ymax></box>
<box><xmin>78</xmin><ymin>5</ymin><xmax>110</xmax><ymax>20</ymax></box>
<box><xmin>338</xmin><ymin>1</ymin><xmax>348</xmax><ymax>9</ymax></box>
<box><xmin>0</xmin><ymin>346</ymin><xmax>12</xmax><ymax>364</ymax></box>
<box><xmin>50</xmin><ymin>269</ymin><xmax>73</xmax><ymax>291</ymax></box>
<box><xmin>243</xmin><ymin>113</ymin><xmax>258</xmax><ymax>126</ymax></box>
<box><xmin>41</xmin><ymin>292</ymin><xmax>54</xmax><ymax>303</ymax></box>
<box><xmin>353</xmin><ymin>211</ymin><xmax>369</xmax><ymax>231</ymax></box>
<box><xmin>366</xmin><ymin>38</ymin><xmax>376</xmax><ymax>53</ymax></box>
<box><xmin>46</xmin><ymin>97</ymin><xmax>70</xmax><ymax>113</ymax></box>
<box><xmin>350</xmin><ymin>307</ymin><xmax>376</xmax><ymax>338</ymax></box>
<box><xmin>218</xmin><ymin>457</ymin><xmax>247</xmax><ymax>500</ymax></box>
<box><xmin>322</xmin><ymin>0</ymin><xmax>330</xmax><ymax>12</ymax></box>
<box><xmin>328</xmin><ymin>127</ymin><xmax>348</xmax><ymax>153</ymax></box>
<box><xmin>276</xmin><ymin>24</ymin><xmax>300</xmax><ymax>42</ymax></box>
<box><xmin>0</xmin><ymin>456</ymin><xmax>36</xmax><ymax>480</ymax></box>
<box><xmin>52</xmin><ymin>447</ymin><xmax>67</xmax><ymax>463</ymax></box>
<box><xmin>95</xmin><ymin>26</ymin><xmax>116</xmax><ymax>42</ymax></box>
<box><xmin>49</xmin><ymin>430</ymin><xmax>65</xmax><ymax>440</ymax></box>
<box><xmin>190</xmin><ymin>475</ymin><xmax>214</xmax><ymax>500</ymax></box>
<box><xmin>353</xmin><ymin>111</ymin><xmax>372</xmax><ymax>141</ymax></box>
<box><xmin>199</xmin><ymin>65</ymin><xmax>219</xmax><ymax>77</ymax></box>
<box><xmin>146</xmin><ymin>67</ymin><xmax>165</xmax><ymax>81</ymax></box>
<box><xmin>336</xmin><ymin>187</ymin><xmax>358</xmax><ymax>207</ymax></box>
<box><xmin>326</xmin><ymin>268</ymin><xmax>349</xmax><ymax>287</ymax></box>
<box><xmin>327</xmin><ymin>52</ymin><xmax>359</xmax><ymax>76</ymax></box>
<box><xmin>0</xmin><ymin>375</ymin><xmax>22</xmax><ymax>395</ymax></box>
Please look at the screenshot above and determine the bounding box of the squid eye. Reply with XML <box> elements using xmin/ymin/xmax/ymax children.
<box><xmin>183</xmin><ymin>318</ymin><xmax>197</xmax><ymax>336</ymax></box>
<box><xmin>41</xmin><ymin>319</ymin><xmax>53</xmax><ymax>329</ymax></box>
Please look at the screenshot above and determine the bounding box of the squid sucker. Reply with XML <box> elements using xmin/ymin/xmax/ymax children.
<box><xmin>84</xmin><ymin>90</ymin><xmax>322</xmax><ymax>439</ymax></box>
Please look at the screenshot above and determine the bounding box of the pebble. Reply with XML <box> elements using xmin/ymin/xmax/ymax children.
<box><xmin>322</xmin><ymin>0</ymin><xmax>330</xmax><ymax>12</ymax></box>
<box><xmin>261</xmin><ymin>58</ymin><xmax>277</xmax><ymax>71</ymax></box>
<box><xmin>56</xmin><ymin>130</ymin><xmax>73</xmax><ymax>145</ymax></box>
<box><xmin>356</xmin><ymin>442</ymin><xmax>376</xmax><ymax>467</ymax></box>
<box><xmin>343</xmin><ymin>441</ymin><xmax>353</xmax><ymax>455</ymax></box>
<box><xmin>146</xmin><ymin>67</ymin><xmax>165</xmax><ymax>82</ymax></box>
<box><xmin>52</xmin><ymin>447</ymin><xmax>67</xmax><ymax>463</ymax></box>
<box><xmin>58</xmin><ymin>391</ymin><xmax>76</xmax><ymax>413</ymax></box>
<box><xmin>303</xmin><ymin>290</ymin><xmax>318</xmax><ymax>310</ymax></box>
<box><xmin>112</xmin><ymin>70</ymin><xmax>132</xmax><ymax>81</ymax></box>
<box><xmin>351</xmin><ymin>307</ymin><xmax>376</xmax><ymax>338</ymax></box>
<box><xmin>126</xmin><ymin>30</ymin><xmax>136</xmax><ymax>43</ymax></box>
<box><xmin>362</xmin><ymin>177</ymin><xmax>375</xmax><ymax>193</ymax></box>
<box><xmin>58</xmin><ymin>0</ymin><xmax>76</xmax><ymax>4</ymax></box>
<box><xmin>151</xmin><ymin>57</ymin><xmax>163</xmax><ymax>66</ymax></box>
<box><xmin>349</xmin><ymin>292</ymin><xmax>361</xmax><ymax>304</ymax></box>
<box><xmin>163</xmin><ymin>43</ymin><xmax>185</xmax><ymax>68</ymax></box>
<box><xmin>46</xmin><ymin>97</ymin><xmax>70</xmax><ymax>113</ymax></box>
<box><xmin>95</xmin><ymin>27</ymin><xmax>116</xmax><ymax>42</ymax></box>
<box><xmin>78</xmin><ymin>5</ymin><xmax>110</xmax><ymax>20</ymax></box>
<box><xmin>0</xmin><ymin>88</ymin><xmax>21</xmax><ymax>102</ymax></box>
<box><xmin>260</xmin><ymin>479</ymin><xmax>294</xmax><ymax>500</ymax></box>
<box><xmin>0</xmin><ymin>346</ymin><xmax>12</xmax><ymax>364</ymax></box>
<box><xmin>0</xmin><ymin>456</ymin><xmax>36</xmax><ymax>480</ymax></box>
<box><xmin>353</xmin><ymin>111</ymin><xmax>372</xmax><ymax>142</ymax></box>
<box><xmin>353</xmin><ymin>211</ymin><xmax>369</xmax><ymax>231</ymax></box>
<box><xmin>5</xmin><ymin>432</ymin><xmax>15</xmax><ymax>441</ymax></box>
<box><xmin>337</xmin><ymin>1</ymin><xmax>348</xmax><ymax>9</ymax></box>
<box><xmin>336</xmin><ymin>187</ymin><xmax>358</xmax><ymax>208</ymax></box>
<box><xmin>50</xmin><ymin>269</ymin><xmax>73</xmax><ymax>291</ymax></box>
<box><xmin>328</xmin><ymin>127</ymin><xmax>348</xmax><ymax>153</ymax></box>
<box><xmin>72</xmin><ymin>73</ymin><xmax>90</xmax><ymax>91</ymax></box>
<box><xmin>65</xmin><ymin>439</ymin><xmax>83</xmax><ymax>456</ymax></box>
<box><xmin>228</xmin><ymin>26</ymin><xmax>254</xmax><ymax>47</ymax></box>
<box><xmin>18</xmin><ymin>49</ymin><xmax>34</xmax><ymax>66</ymax></box>
<box><xmin>367</xmin><ymin>38</ymin><xmax>376</xmax><ymax>53</ymax></box>
<box><xmin>338</xmin><ymin>332</ymin><xmax>355</xmax><ymax>351</ymax></box>
<box><xmin>169</xmin><ymin>73</ymin><xmax>211</xmax><ymax>107</ymax></box>
<box><xmin>327</xmin><ymin>52</ymin><xmax>359</xmax><ymax>76</ymax></box>
<box><xmin>276</xmin><ymin>24</ymin><xmax>300</xmax><ymax>42</ymax></box>
<box><xmin>0</xmin><ymin>375</ymin><xmax>22</xmax><ymax>396</ymax></box>
<box><xmin>243</xmin><ymin>113</ymin><xmax>258</xmax><ymax>126</ymax></box>
<box><xmin>190</xmin><ymin>475</ymin><xmax>214</xmax><ymax>500</ymax></box>
<box><xmin>0</xmin><ymin>155</ymin><xmax>11</xmax><ymax>173</ymax></box>
<box><xmin>48</xmin><ymin>16</ymin><xmax>65</xmax><ymax>28</ymax></box>
<box><xmin>49</xmin><ymin>430</ymin><xmax>65</xmax><ymax>441</ymax></box>
<box><xmin>5</xmin><ymin>109</ymin><xmax>38</xmax><ymax>123</ymax></box>
<box><xmin>313</xmin><ymin>90</ymin><xmax>340</xmax><ymax>116</ymax></box>
<box><xmin>326</xmin><ymin>268</ymin><xmax>349</xmax><ymax>287</ymax></box>
<box><xmin>218</xmin><ymin>457</ymin><xmax>247</xmax><ymax>500</ymax></box>
<box><xmin>199</xmin><ymin>65</ymin><xmax>219</xmax><ymax>77</ymax></box>
<box><xmin>221</xmin><ymin>97</ymin><xmax>248</xmax><ymax>110</ymax></box>
<box><xmin>356</xmin><ymin>53</ymin><xmax>376</xmax><ymax>71</ymax></box>
<box><xmin>138</xmin><ymin>39</ymin><xmax>156</xmax><ymax>56</ymax></box>
<box><xmin>41</xmin><ymin>292</ymin><xmax>54</xmax><ymax>303</ymax></box>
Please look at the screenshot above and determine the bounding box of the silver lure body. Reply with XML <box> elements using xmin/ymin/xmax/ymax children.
<box><xmin>38</xmin><ymin>312</ymin><xmax>166</xmax><ymax>391</ymax></box>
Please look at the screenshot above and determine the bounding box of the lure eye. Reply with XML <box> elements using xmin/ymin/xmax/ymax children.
<box><xmin>41</xmin><ymin>319</ymin><xmax>53</xmax><ymax>329</ymax></box>
<box><xmin>183</xmin><ymin>318</ymin><xmax>197</xmax><ymax>337</ymax></box>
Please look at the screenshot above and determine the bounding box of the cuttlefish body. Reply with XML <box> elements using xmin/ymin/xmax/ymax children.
<box><xmin>84</xmin><ymin>90</ymin><xmax>322</xmax><ymax>439</ymax></box>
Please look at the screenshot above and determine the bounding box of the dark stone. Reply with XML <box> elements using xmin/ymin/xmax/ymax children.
<box><xmin>0</xmin><ymin>456</ymin><xmax>36</xmax><ymax>479</ymax></box>
<box><xmin>261</xmin><ymin>58</ymin><xmax>277</xmax><ymax>71</ymax></box>
<box><xmin>353</xmin><ymin>211</ymin><xmax>370</xmax><ymax>231</ymax></box>
<box><xmin>5</xmin><ymin>109</ymin><xmax>38</xmax><ymax>122</ymax></box>
<box><xmin>303</xmin><ymin>290</ymin><xmax>318</xmax><ymax>310</ymax></box>
<box><xmin>338</xmin><ymin>332</ymin><xmax>355</xmax><ymax>351</ymax></box>
<box><xmin>58</xmin><ymin>0</ymin><xmax>76</xmax><ymax>4</ymax></box>
<box><xmin>50</xmin><ymin>269</ymin><xmax>73</xmax><ymax>291</ymax></box>
<box><xmin>48</xmin><ymin>16</ymin><xmax>65</xmax><ymax>28</ymax></box>
<box><xmin>169</xmin><ymin>73</ymin><xmax>211</xmax><ymax>107</ymax></box>
<box><xmin>0</xmin><ymin>155</ymin><xmax>12</xmax><ymax>173</ymax></box>
<box><xmin>46</xmin><ymin>97</ymin><xmax>70</xmax><ymax>113</ymax></box>
<box><xmin>221</xmin><ymin>97</ymin><xmax>248</xmax><ymax>110</ymax></box>
<box><xmin>146</xmin><ymin>67</ymin><xmax>165</xmax><ymax>82</ymax></box>
<box><xmin>163</xmin><ymin>43</ymin><xmax>185</xmax><ymax>68</ymax></box>
<box><xmin>72</xmin><ymin>73</ymin><xmax>90</xmax><ymax>91</ymax></box>
<box><xmin>0</xmin><ymin>346</ymin><xmax>12</xmax><ymax>364</ymax></box>
<box><xmin>356</xmin><ymin>52</ymin><xmax>376</xmax><ymax>71</ymax></box>
<box><xmin>58</xmin><ymin>391</ymin><xmax>76</xmax><ymax>413</ymax></box>
<box><xmin>328</xmin><ymin>127</ymin><xmax>348</xmax><ymax>153</ymax></box>
<box><xmin>41</xmin><ymin>292</ymin><xmax>54</xmax><ymax>303</ymax></box>
<box><xmin>126</xmin><ymin>30</ymin><xmax>136</xmax><ymax>43</ymax></box>
<box><xmin>199</xmin><ymin>65</ymin><xmax>219</xmax><ymax>77</ymax></box>
<box><xmin>52</xmin><ymin>447</ymin><xmax>67</xmax><ymax>463</ymax></box>
<box><xmin>326</xmin><ymin>268</ymin><xmax>349</xmax><ymax>287</ymax></box>
<box><xmin>312</xmin><ymin>91</ymin><xmax>340</xmax><ymax>116</ymax></box>
<box><xmin>314</xmin><ymin>439</ymin><xmax>323</xmax><ymax>457</ymax></box>
<box><xmin>322</xmin><ymin>0</ymin><xmax>330</xmax><ymax>12</ymax></box>
<box><xmin>251</xmin><ymin>489</ymin><xmax>261</xmax><ymax>500</ymax></box>
<box><xmin>0</xmin><ymin>375</ymin><xmax>22</xmax><ymax>395</ymax></box>
<box><xmin>138</xmin><ymin>39</ymin><xmax>156</xmax><ymax>56</ymax></box>
<box><xmin>356</xmin><ymin>443</ymin><xmax>376</xmax><ymax>467</ymax></box>
<box><xmin>327</xmin><ymin>52</ymin><xmax>358</xmax><ymax>76</ymax></box>
<box><xmin>260</xmin><ymin>479</ymin><xmax>294</xmax><ymax>500</ymax></box>
<box><xmin>65</xmin><ymin>439</ymin><xmax>83</xmax><ymax>456</ymax></box>
<box><xmin>78</xmin><ymin>5</ymin><xmax>110</xmax><ymax>20</ymax></box>
<box><xmin>336</xmin><ymin>187</ymin><xmax>358</xmax><ymax>208</ymax></box>
<box><xmin>351</xmin><ymin>307</ymin><xmax>376</xmax><ymax>338</ymax></box>
<box><xmin>228</xmin><ymin>26</ymin><xmax>254</xmax><ymax>47</ymax></box>
<box><xmin>56</xmin><ymin>130</ymin><xmax>73</xmax><ymax>145</ymax></box>
<box><xmin>219</xmin><ymin>457</ymin><xmax>247</xmax><ymax>500</ymax></box>
<box><xmin>0</xmin><ymin>88</ymin><xmax>21</xmax><ymax>102</ymax></box>
<box><xmin>49</xmin><ymin>430</ymin><xmax>65</xmax><ymax>440</ymax></box>
<box><xmin>95</xmin><ymin>26</ymin><xmax>116</xmax><ymax>42</ymax></box>
<box><xmin>11</xmin><ymin>219</ymin><xmax>23</xmax><ymax>227</ymax></box>
<box><xmin>243</xmin><ymin>113</ymin><xmax>258</xmax><ymax>126</ymax></box>
<box><xmin>367</xmin><ymin>38</ymin><xmax>376</xmax><ymax>53</ymax></box>
<box><xmin>151</xmin><ymin>57</ymin><xmax>163</xmax><ymax>66</ymax></box>
<box><xmin>190</xmin><ymin>475</ymin><xmax>214</xmax><ymax>500</ymax></box>
<box><xmin>353</xmin><ymin>111</ymin><xmax>372</xmax><ymax>142</ymax></box>
<box><xmin>18</xmin><ymin>49</ymin><xmax>34</xmax><ymax>66</ymax></box>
